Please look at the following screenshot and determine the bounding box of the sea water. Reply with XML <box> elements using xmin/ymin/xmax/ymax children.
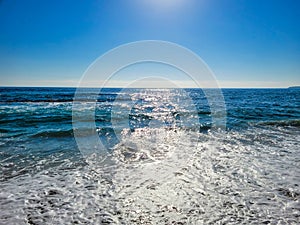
<box><xmin>0</xmin><ymin>87</ymin><xmax>299</xmax><ymax>224</ymax></box>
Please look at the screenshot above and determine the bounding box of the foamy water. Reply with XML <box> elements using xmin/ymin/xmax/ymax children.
<box><xmin>1</xmin><ymin>126</ymin><xmax>299</xmax><ymax>224</ymax></box>
<box><xmin>0</xmin><ymin>87</ymin><xmax>299</xmax><ymax>224</ymax></box>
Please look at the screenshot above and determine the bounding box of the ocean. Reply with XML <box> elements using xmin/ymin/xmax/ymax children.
<box><xmin>0</xmin><ymin>87</ymin><xmax>299</xmax><ymax>224</ymax></box>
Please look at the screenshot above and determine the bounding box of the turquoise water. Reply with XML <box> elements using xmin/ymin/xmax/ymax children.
<box><xmin>0</xmin><ymin>87</ymin><xmax>299</xmax><ymax>224</ymax></box>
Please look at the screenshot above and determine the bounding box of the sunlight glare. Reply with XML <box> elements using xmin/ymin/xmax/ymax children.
<box><xmin>138</xmin><ymin>0</ymin><xmax>190</xmax><ymax>13</ymax></box>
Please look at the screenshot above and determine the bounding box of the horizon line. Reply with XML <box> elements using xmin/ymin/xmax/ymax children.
<box><xmin>1</xmin><ymin>85</ymin><xmax>298</xmax><ymax>89</ymax></box>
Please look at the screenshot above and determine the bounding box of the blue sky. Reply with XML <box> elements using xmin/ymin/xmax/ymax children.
<box><xmin>0</xmin><ymin>0</ymin><xmax>299</xmax><ymax>87</ymax></box>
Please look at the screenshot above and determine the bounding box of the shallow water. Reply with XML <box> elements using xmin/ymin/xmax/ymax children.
<box><xmin>0</xmin><ymin>87</ymin><xmax>299</xmax><ymax>224</ymax></box>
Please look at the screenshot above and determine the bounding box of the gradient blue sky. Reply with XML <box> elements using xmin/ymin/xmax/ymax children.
<box><xmin>0</xmin><ymin>0</ymin><xmax>299</xmax><ymax>87</ymax></box>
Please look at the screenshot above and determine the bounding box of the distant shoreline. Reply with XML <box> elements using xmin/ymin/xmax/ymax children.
<box><xmin>288</xmin><ymin>86</ymin><xmax>300</xmax><ymax>89</ymax></box>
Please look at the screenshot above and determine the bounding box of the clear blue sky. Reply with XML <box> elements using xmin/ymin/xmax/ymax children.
<box><xmin>0</xmin><ymin>0</ymin><xmax>299</xmax><ymax>87</ymax></box>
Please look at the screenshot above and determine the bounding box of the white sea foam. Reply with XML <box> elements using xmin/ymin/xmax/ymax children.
<box><xmin>1</xmin><ymin>127</ymin><xmax>299</xmax><ymax>224</ymax></box>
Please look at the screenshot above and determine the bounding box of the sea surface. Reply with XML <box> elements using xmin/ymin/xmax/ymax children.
<box><xmin>0</xmin><ymin>87</ymin><xmax>299</xmax><ymax>224</ymax></box>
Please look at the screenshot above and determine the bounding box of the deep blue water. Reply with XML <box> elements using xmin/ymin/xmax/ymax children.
<box><xmin>0</xmin><ymin>87</ymin><xmax>299</xmax><ymax>224</ymax></box>
<box><xmin>1</xmin><ymin>88</ymin><xmax>299</xmax><ymax>153</ymax></box>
